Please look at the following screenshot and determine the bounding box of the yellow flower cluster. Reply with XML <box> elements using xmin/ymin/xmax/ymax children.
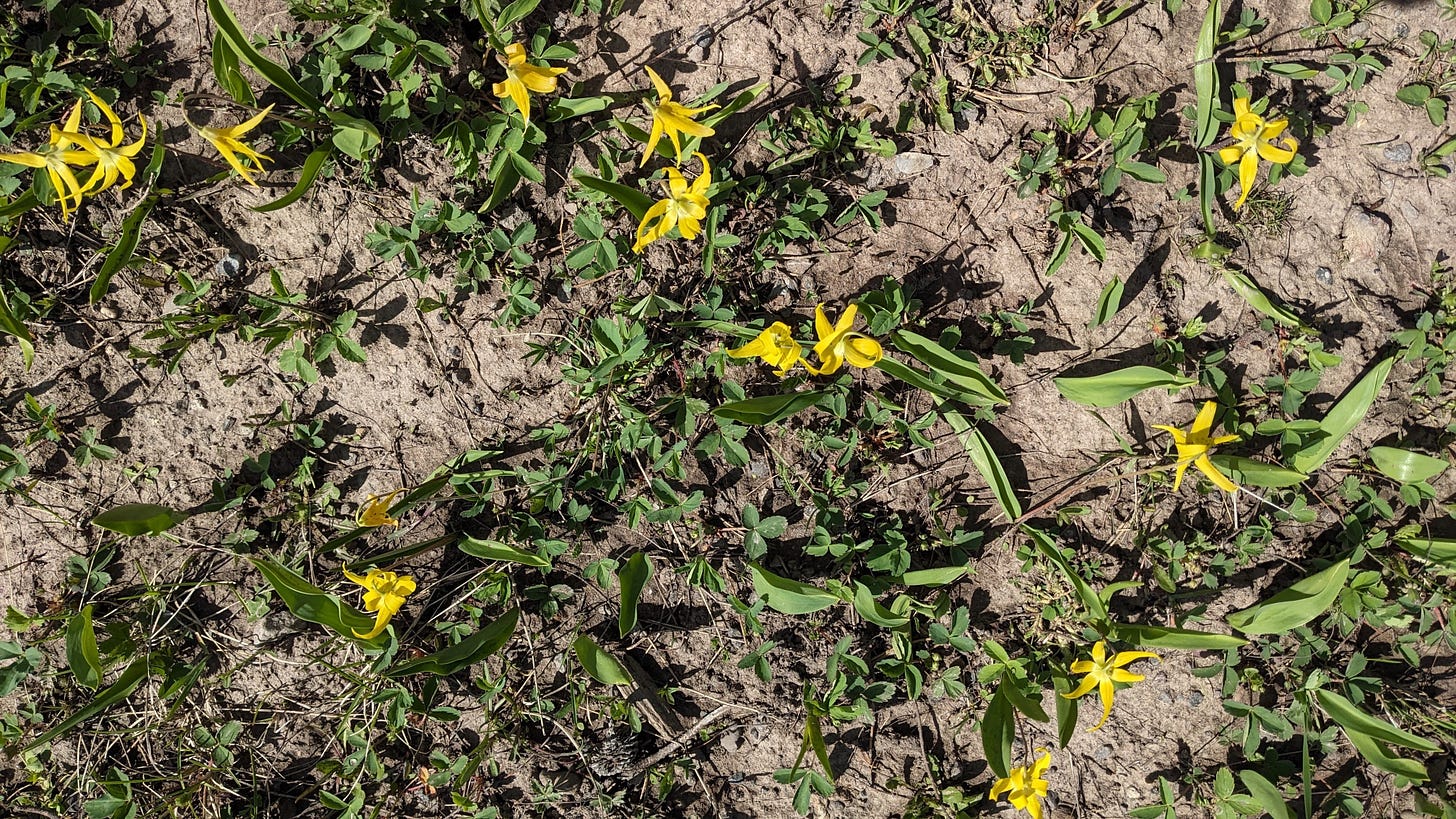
<box><xmin>727</xmin><ymin>304</ymin><xmax>884</xmax><ymax>377</ymax></box>
<box><xmin>0</xmin><ymin>90</ymin><xmax>146</xmax><ymax>221</ymax></box>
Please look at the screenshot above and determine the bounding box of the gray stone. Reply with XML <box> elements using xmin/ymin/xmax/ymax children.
<box><xmin>1315</xmin><ymin>266</ymin><xmax>1333</xmax><ymax>285</ymax></box>
<box><xmin>1382</xmin><ymin>142</ymin><xmax>1412</xmax><ymax>163</ymax></box>
<box><xmin>1341</xmin><ymin>206</ymin><xmax>1392</xmax><ymax>264</ymax></box>
<box><xmin>893</xmin><ymin>151</ymin><xmax>936</xmax><ymax>177</ymax></box>
<box><xmin>1188</xmin><ymin>689</ymin><xmax>1204</xmax><ymax>707</ymax></box>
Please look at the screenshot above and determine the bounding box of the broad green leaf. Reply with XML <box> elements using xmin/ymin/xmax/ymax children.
<box><xmin>546</xmin><ymin>95</ymin><xmax>613</xmax><ymax>121</ymax></box>
<box><xmin>1089</xmin><ymin>276</ymin><xmax>1125</xmax><ymax>329</ymax></box>
<box><xmin>894</xmin><ymin>565</ymin><xmax>969</xmax><ymax>586</ymax></box>
<box><xmin>1209</xmin><ymin>455</ymin><xmax>1308</xmax><ymax>488</ymax></box>
<box><xmin>1054</xmin><ymin>365</ymin><xmax>1196</xmax><ymax>407</ymax></box>
<box><xmin>572</xmin><ymin>633</ymin><xmax>631</xmax><ymax>686</ymax></box>
<box><xmin>713</xmin><ymin>391</ymin><xmax>827</xmax><ymax>425</ymax></box>
<box><xmin>1290</xmin><ymin>357</ymin><xmax>1394</xmax><ymax>474</ymax></box>
<box><xmin>1227</xmin><ymin>559</ymin><xmax>1349</xmax><ymax>635</ymax></box>
<box><xmin>0</xmin><ymin>287</ymin><xmax>35</xmax><ymax>371</ymax></box>
<box><xmin>250</xmin><ymin>558</ymin><xmax>377</xmax><ymax>640</ymax></box>
<box><xmin>254</xmin><ymin>146</ymin><xmax>332</xmax><ymax>212</ymax></box>
<box><xmin>23</xmin><ymin>657</ymin><xmax>151</xmax><ymax>751</ymax></box>
<box><xmin>329</xmin><ymin>115</ymin><xmax>381</xmax><ymax>160</ymax></box>
<box><xmin>210</xmin><ymin>29</ymin><xmax>255</xmax><ymax>105</ymax></box>
<box><xmin>1393</xmin><ymin>536</ymin><xmax>1456</xmax><ymax>570</ymax></box>
<box><xmin>1238</xmin><ymin>771</ymin><xmax>1292</xmax><ymax>819</ymax></box>
<box><xmin>699</xmin><ymin>82</ymin><xmax>769</xmax><ymax>128</ymax></box>
<box><xmin>981</xmin><ymin>682</ymin><xmax>1015</xmax><ymax>778</ymax></box>
<box><xmin>458</xmin><ymin>536</ymin><xmax>550</xmax><ymax>568</ymax></box>
<box><xmin>890</xmin><ymin>330</ymin><xmax>1009</xmax><ymax>405</ymax></box>
<box><xmin>1192</xmin><ymin>0</ymin><xmax>1220</xmax><ymax>148</ymax></box>
<box><xmin>1197</xmin><ymin>153</ymin><xmax>1216</xmax><ymax>236</ymax></box>
<box><xmin>91</xmin><ymin>503</ymin><xmax>185</xmax><ymax>537</ymax></box>
<box><xmin>1315</xmin><ymin>689</ymin><xmax>1440</xmax><ymax>752</ymax></box>
<box><xmin>495</xmin><ymin>0</ymin><xmax>541</xmax><ymax>30</ymax></box>
<box><xmin>1053</xmin><ymin>672</ymin><xmax>1078</xmax><ymax>749</ymax></box>
<box><xmin>618</xmin><ymin>552</ymin><xmax>652</xmax><ymax>637</ymax></box>
<box><xmin>1024</xmin><ymin>526</ymin><xmax>1109</xmax><ymax>624</ymax></box>
<box><xmin>748</xmin><ymin>562</ymin><xmax>840</xmax><ymax>615</ymax></box>
<box><xmin>575</xmin><ymin>173</ymin><xmax>653</xmax><ymax>220</ymax></box>
<box><xmin>877</xmin><ymin>357</ymin><xmax>1003</xmax><ymax>408</ymax></box>
<box><xmin>1001</xmin><ymin>675</ymin><xmax>1049</xmax><ymax>723</ymax></box>
<box><xmin>92</xmin><ymin>139</ymin><xmax>165</xmax><ymax>304</ymax></box>
<box><xmin>384</xmin><ymin>608</ymin><xmax>519</xmax><ymax>677</ymax></box>
<box><xmin>1369</xmin><ymin>446</ymin><xmax>1448</xmax><ymax>484</ymax></box>
<box><xmin>852</xmin><ymin>582</ymin><xmax>910</xmax><ymax>628</ymax></box>
<box><xmin>1112</xmin><ymin>623</ymin><xmax>1248</xmax><ymax>650</ymax></box>
<box><xmin>65</xmin><ymin>605</ymin><xmax>103</xmax><ymax>691</ymax></box>
<box><xmin>1342</xmin><ymin>728</ymin><xmax>1429</xmax><ymax>782</ymax></box>
<box><xmin>207</xmin><ymin>0</ymin><xmax>325</xmax><ymax>111</ymax></box>
<box><xmin>1222</xmin><ymin>266</ymin><xmax>1304</xmax><ymax>328</ymax></box>
<box><xmin>950</xmin><ymin>418</ymin><xmax>1022</xmax><ymax>520</ymax></box>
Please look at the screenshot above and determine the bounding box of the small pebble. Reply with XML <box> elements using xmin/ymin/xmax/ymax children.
<box><xmin>1094</xmin><ymin>744</ymin><xmax>1113</xmax><ymax>760</ymax></box>
<box><xmin>893</xmin><ymin>151</ymin><xmax>936</xmax><ymax>177</ymax></box>
<box><xmin>1382</xmin><ymin>142</ymin><xmax>1412</xmax><ymax>163</ymax></box>
<box><xmin>1341</xmin><ymin>206</ymin><xmax>1392</xmax><ymax>264</ymax></box>
<box><xmin>1395</xmin><ymin>22</ymin><xmax>1409</xmax><ymax>37</ymax></box>
<box><xmin>1315</xmin><ymin>266</ymin><xmax>1333</xmax><ymax>285</ymax></box>
<box><xmin>216</xmin><ymin>252</ymin><xmax>243</xmax><ymax>278</ymax></box>
<box><xmin>96</xmin><ymin>305</ymin><xmax>119</xmax><ymax>320</ymax></box>
<box><xmin>1188</xmin><ymin>690</ymin><xmax>1204</xmax><ymax>707</ymax></box>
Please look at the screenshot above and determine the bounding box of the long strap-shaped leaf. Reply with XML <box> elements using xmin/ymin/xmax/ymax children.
<box><xmin>207</xmin><ymin>0</ymin><xmax>325</xmax><ymax>113</ymax></box>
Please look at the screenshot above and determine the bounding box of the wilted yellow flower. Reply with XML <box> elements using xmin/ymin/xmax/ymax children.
<box><xmin>727</xmin><ymin>322</ymin><xmax>802</xmax><ymax>376</ymax></box>
<box><xmin>633</xmin><ymin>151</ymin><xmax>711</xmax><ymax>253</ymax></box>
<box><xmin>356</xmin><ymin>489</ymin><xmax>404</xmax><ymax>527</ymax></box>
<box><xmin>1217</xmin><ymin>96</ymin><xmax>1298</xmax><ymax>211</ymax></box>
<box><xmin>343</xmin><ymin>567</ymin><xmax>415</xmax><ymax>639</ymax></box>
<box><xmin>1152</xmin><ymin>401</ymin><xmax>1240</xmax><ymax>493</ymax></box>
<box><xmin>989</xmin><ymin>750</ymin><xmax>1051</xmax><ymax>819</ymax></box>
<box><xmin>1062</xmin><ymin>640</ymin><xmax>1158</xmax><ymax>731</ymax></box>
<box><xmin>491</xmin><ymin>42</ymin><xmax>567</xmax><ymax>126</ymax></box>
<box><xmin>194</xmin><ymin>104</ymin><xmax>274</xmax><ymax>187</ymax></box>
<box><xmin>640</xmin><ymin>66</ymin><xmax>716</xmax><ymax>166</ymax></box>
<box><xmin>806</xmin><ymin>304</ymin><xmax>882</xmax><ymax>375</ymax></box>
<box><xmin>0</xmin><ymin>100</ymin><xmax>100</xmax><ymax>221</ymax></box>
<box><xmin>62</xmin><ymin>89</ymin><xmax>147</xmax><ymax>196</ymax></box>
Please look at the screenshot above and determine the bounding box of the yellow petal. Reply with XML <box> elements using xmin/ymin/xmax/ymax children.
<box><xmin>1151</xmin><ymin>424</ymin><xmax>1188</xmax><ymax>445</ymax></box>
<box><xmin>1170</xmin><ymin>458</ymin><xmax>1191</xmax><ymax>492</ymax></box>
<box><xmin>632</xmin><ymin>199</ymin><xmax>673</xmax><ymax>253</ymax></box>
<box><xmin>1063</xmin><ymin>674</ymin><xmax>1099</xmax><ymax>699</ymax></box>
<box><xmin>1112</xmin><ymin>650</ymin><xmax>1159</xmax><ymax>667</ymax></box>
<box><xmin>1191</xmin><ymin>401</ymin><xmax>1219</xmax><ymax>439</ymax></box>
<box><xmin>0</xmin><ymin>151</ymin><xmax>48</xmax><ymax>169</ymax></box>
<box><xmin>644</xmin><ymin>65</ymin><xmax>672</xmax><ymax>103</ymax></box>
<box><xmin>843</xmin><ymin>335</ymin><xmax>882</xmax><ymax>368</ymax></box>
<box><xmin>1257</xmin><ymin>139</ymin><xmax>1296</xmax><ymax>164</ymax></box>
<box><xmin>814</xmin><ymin>304</ymin><xmax>833</xmax><ymax>340</ymax></box>
<box><xmin>1111</xmin><ymin>668</ymin><xmax>1145</xmax><ymax>683</ymax></box>
<box><xmin>640</xmin><ymin>113</ymin><xmax>665</xmax><ymax>167</ymax></box>
<box><xmin>1235</xmin><ymin>149</ymin><xmax>1258</xmax><ymax>211</ymax></box>
<box><xmin>1091</xmin><ymin>680</ymin><xmax>1114</xmax><ymax>730</ymax></box>
<box><xmin>1232</xmin><ymin>96</ymin><xmax>1251</xmax><ymax>118</ymax></box>
<box><xmin>660</xmin><ymin>105</ymin><xmax>715</xmax><ymax>138</ymax></box>
<box><xmin>1195</xmin><ymin>455</ymin><xmax>1239</xmax><ymax>492</ymax></box>
<box><xmin>1217</xmin><ymin>145</ymin><xmax>1245</xmax><ymax>166</ymax></box>
<box><xmin>352</xmin><ymin>609</ymin><xmax>391</xmax><ymax>639</ymax></box>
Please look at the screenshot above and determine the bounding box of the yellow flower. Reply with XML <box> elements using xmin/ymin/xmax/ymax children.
<box><xmin>343</xmin><ymin>567</ymin><xmax>416</xmax><ymax>639</ymax></box>
<box><xmin>1062</xmin><ymin>640</ymin><xmax>1159</xmax><ymax>731</ymax></box>
<box><xmin>1217</xmin><ymin>96</ymin><xmax>1298</xmax><ymax>211</ymax></box>
<box><xmin>989</xmin><ymin>751</ymin><xmax>1051</xmax><ymax>819</ymax></box>
<box><xmin>727</xmin><ymin>322</ymin><xmax>802</xmax><ymax>376</ymax></box>
<box><xmin>0</xmin><ymin>100</ymin><xmax>100</xmax><ymax>221</ymax></box>
<box><xmin>1152</xmin><ymin>400</ymin><xmax>1240</xmax><ymax>493</ymax></box>
<box><xmin>491</xmin><ymin>42</ymin><xmax>567</xmax><ymax>126</ymax></box>
<box><xmin>195</xmin><ymin>104</ymin><xmax>274</xmax><ymax>187</ymax></box>
<box><xmin>640</xmin><ymin>66</ymin><xmax>716</xmax><ymax>167</ymax></box>
<box><xmin>806</xmin><ymin>304</ymin><xmax>883</xmax><ymax>375</ymax></box>
<box><xmin>61</xmin><ymin>89</ymin><xmax>147</xmax><ymax>197</ymax></box>
<box><xmin>356</xmin><ymin>489</ymin><xmax>404</xmax><ymax>528</ymax></box>
<box><xmin>633</xmin><ymin>151</ymin><xmax>711</xmax><ymax>253</ymax></box>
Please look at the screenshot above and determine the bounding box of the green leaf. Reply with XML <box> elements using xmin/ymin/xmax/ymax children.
<box><xmin>1054</xmin><ymin>366</ymin><xmax>1197</xmax><ymax>407</ymax></box>
<box><xmin>1369</xmin><ymin>446</ymin><xmax>1448</xmax><ymax>484</ymax></box>
<box><xmin>980</xmin><ymin>682</ymin><xmax>1015</xmax><ymax>778</ymax></box>
<box><xmin>890</xmin><ymin>330</ymin><xmax>1009</xmax><ymax>405</ymax></box>
<box><xmin>1222</xmin><ymin>266</ymin><xmax>1304</xmax><ymax>328</ymax></box>
<box><xmin>1089</xmin><ymin>276</ymin><xmax>1125</xmax><ymax>329</ymax></box>
<box><xmin>572</xmin><ymin>633</ymin><xmax>631</xmax><ymax>686</ymax></box>
<box><xmin>1053</xmin><ymin>672</ymin><xmax>1078</xmax><ymax>748</ymax></box>
<box><xmin>894</xmin><ymin>565</ymin><xmax>969</xmax><ymax>586</ymax></box>
<box><xmin>876</xmin><ymin>357</ymin><xmax>1003</xmax><ymax>408</ymax></box>
<box><xmin>206</xmin><ymin>0</ymin><xmax>324</xmax><ymax>112</ymax></box>
<box><xmin>1392</xmin><ymin>536</ymin><xmax>1456</xmax><ymax>570</ymax></box>
<box><xmin>618</xmin><ymin>552</ymin><xmax>652</xmax><ymax>637</ymax></box>
<box><xmin>951</xmin><ymin>419</ymin><xmax>1022</xmax><ymax>520</ymax></box>
<box><xmin>546</xmin><ymin>95</ymin><xmax>613</xmax><ymax>121</ymax></box>
<box><xmin>1227</xmin><ymin>559</ymin><xmax>1350</xmax><ymax>635</ymax></box>
<box><xmin>1192</xmin><ymin>0</ymin><xmax>1221</xmax><ymax>148</ymax></box>
<box><xmin>748</xmin><ymin>562</ymin><xmax>840</xmax><ymax>615</ymax></box>
<box><xmin>575</xmin><ymin>173</ymin><xmax>653</xmax><ymax>220</ymax></box>
<box><xmin>852</xmin><ymin>582</ymin><xmax>910</xmax><ymax>628</ymax></box>
<box><xmin>65</xmin><ymin>605</ymin><xmax>103</xmax><ymax>690</ymax></box>
<box><xmin>1342</xmin><ymin>728</ymin><xmax>1429</xmax><ymax>781</ymax></box>
<box><xmin>211</xmin><ymin>29</ymin><xmax>255</xmax><ymax>105</ymax></box>
<box><xmin>1289</xmin><ymin>357</ymin><xmax>1394</xmax><ymax>474</ymax></box>
<box><xmin>1239</xmin><ymin>770</ymin><xmax>1292</xmax><ymax>819</ymax></box>
<box><xmin>0</xmin><ymin>287</ymin><xmax>35</xmax><ymax>371</ymax></box>
<box><xmin>1025</xmin><ymin>526</ymin><xmax>1108</xmax><ymax>624</ymax></box>
<box><xmin>1112</xmin><ymin>623</ymin><xmax>1248</xmax><ymax>650</ymax></box>
<box><xmin>1315</xmin><ymin>688</ymin><xmax>1440</xmax><ymax>752</ymax></box>
<box><xmin>1208</xmin><ymin>455</ymin><xmax>1308</xmax><ymax>488</ymax></box>
<box><xmin>1397</xmin><ymin>84</ymin><xmax>1433</xmax><ymax>107</ymax></box>
<box><xmin>1001</xmin><ymin>676</ymin><xmax>1049</xmax><ymax>723</ymax></box>
<box><xmin>458</xmin><ymin>536</ymin><xmax>550</xmax><ymax>568</ymax></box>
<box><xmin>699</xmin><ymin>82</ymin><xmax>769</xmax><ymax>129</ymax></box>
<box><xmin>494</xmin><ymin>0</ymin><xmax>541</xmax><ymax>29</ymax></box>
<box><xmin>713</xmin><ymin>391</ymin><xmax>827</xmax><ymax>425</ymax></box>
<box><xmin>92</xmin><ymin>139</ymin><xmax>166</xmax><ymax>304</ymax></box>
<box><xmin>91</xmin><ymin>503</ymin><xmax>185</xmax><ymax>537</ymax></box>
<box><xmin>249</xmin><ymin>557</ymin><xmax>377</xmax><ymax>640</ymax></box>
<box><xmin>23</xmin><ymin>657</ymin><xmax>152</xmax><ymax>751</ymax></box>
<box><xmin>254</xmin><ymin>146</ymin><xmax>332</xmax><ymax>212</ymax></box>
<box><xmin>384</xmin><ymin>608</ymin><xmax>518</xmax><ymax>677</ymax></box>
<box><xmin>329</xmin><ymin>116</ymin><xmax>381</xmax><ymax>160</ymax></box>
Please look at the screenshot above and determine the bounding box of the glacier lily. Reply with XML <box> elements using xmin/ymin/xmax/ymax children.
<box><xmin>806</xmin><ymin>304</ymin><xmax>882</xmax><ymax>375</ymax></box>
<box><xmin>633</xmin><ymin>151</ymin><xmax>711</xmax><ymax>253</ymax></box>
<box><xmin>343</xmin><ymin>567</ymin><xmax>415</xmax><ymax>639</ymax></box>
<box><xmin>491</xmin><ymin>42</ymin><xmax>567</xmax><ymax>126</ymax></box>
<box><xmin>640</xmin><ymin>66</ymin><xmax>716</xmax><ymax>166</ymax></box>
<box><xmin>192</xmin><ymin>104</ymin><xmax>275</xmax><ymax>186</ymax></box>
<box><xmin>1153</xmin><ymin>400</ymin><xmax>1240</xmax><ymax>493</ymax></box>
<box><xmin>727</xmin><ymin>322</ymin><xmax>802</xmax><ymax>376</ymax></box>
<box><xmin>1218</xmin><ymin>96</ymin><xmax>1298</xmax><ymax>211</ymax></box>
<box><xmin>989</xmin><ymin>750</ymin><xmax>1051</xmax><ymax>819</ymax></box>
<box><xmin>1062</xmin><ymin>640</ymin><xmax>1159</xmax><ymax>731</ymax></box>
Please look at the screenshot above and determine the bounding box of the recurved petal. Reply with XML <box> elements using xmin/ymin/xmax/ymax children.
<box><xmin>1151</xmin><ymin>424</ymin><xmax>1188</xmax><ymax>445</ymax></box>
<box><xmin>520</xmin><ymin>65</ymin><xmax>562</xmax><ymax>94</ymax></box>
<box><xmin>1170</xmin><ymin>458</ymin><xmax>1191</xmax><ymax>492</ymax></box>
<box><xmin>677</xmin><ymin>213</ymin><xmax>702</xmax><ymax>240</ymax></box>
<box><xmin>1031</xmin><ymin>751</ymin><xmax>1051</xmax><ymax>779</ymax></box>
<box><xmin>1063</xmin><ymin>673</ymin><xmax>1098</xmax><ymax>699</ymax></box>
<box><xmin>0</xmin><ymin>151</ymin><xmax>48</xmax><ymax>168</ymax></box>
<box><xmin>989</xmin><ymin>777</ymin><xmax>1011</xmax><ymax>800</ymax></box>
<box><xmin>352</xmin><ymin>609</ymin><xmax>391</xmax><ymax>639</ymax></box>
<box><xmin>1112</xmin><ymin>650</ymin><xmax>1159</xmax><ymax>667</ymax></box>
<box><xmin>661</xmin><ymin>106</ymin><xmax>715</xmax><ymax>137</ymax></box>
<box><xmin>632</xmin><ymin>199</ymin><xmax>673</xmax><ymax>253</ymax></box>
<box><xmin>1235</xmin><ymin>149</ymin><xmax>1258</xmax><ymax>210</ymax></box>
<box><xmin>1257</xmin><ymin>139</ymin><xmax>1297</xmax><ymax>164</ymax></box>
<box><xmin>1232</xmin><ymin>96</ymin><xmax>1251</xmax><ymax>118</ymax></box>
<box><xmin>641</xmin><ymin>114</ymin><xmax>665</xmax><ymax>167</ymax></box>
<box><xmin>727</xmin><ymin>334</ymin><xmax>771</xmax><ymax>359</ymax></box>
<box><xmin>843</xmin><ymin>334</ymin><xmax>883</xmax><ymax>368</ymax></box>
<box><xmin>814</xmin><ymin>304</ymin><xmax>833</xmax><ymax>340</ymax></box>
<box><xmin>1090</xmin><ymin>640</ymin><xmax>1108</xmax><ymax>664</ymax></box>
<box><xmin>1191</xmin><ymin>401</ymin><xmax>1219</xmax><ymax>438</ymax></box>
<box><xmin>1026</xmin><ymin>796</ymin><xmax>1044</xmax><ymax>819</ymax></box>
<box><xmin>644</xmin><ymin>65</ymin><xmax>672</xmax><ymax>102</ymax></box>
<box><xmin>1261</xmin><ymin>117</ymin><xmax>1288</xmax><ymax>139</ymax></box>
<box><xmin>230</xmin><ymin>103</ymin><xmax>275</xmax><ymax>137</ymax></box>
<box><xmin>1217</xmin><ymin>145</ymin><xmax>1245</xmax><ymax>165</ymax></box>
<box><xmin>504</xmin><ymin>77</ymin><xmax>532</xmax><ymax>124</ymax></box>
<box><xmin>1195</xmin><ymin>455</ymin><xmax>1239</xmax><ymax>492</ymax></box>
<box><xmin>815</xmin><ymin>349</ymin><xmax>845</xmax><ymax>376</ymax></box>
<box><xmin>1092</xmin><ymin>680</ymin><xmax>1115</xmax><ymax>730</ymax></box>
<box><xmin>1111</xmin><ymin>669</ymin><xmax>1145</xmax><ymax>683</ymax></box>
<box><xmin>121</xmin><ymin>114</ymin><xmax>148</xmax><ymax>158</ymax></box>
